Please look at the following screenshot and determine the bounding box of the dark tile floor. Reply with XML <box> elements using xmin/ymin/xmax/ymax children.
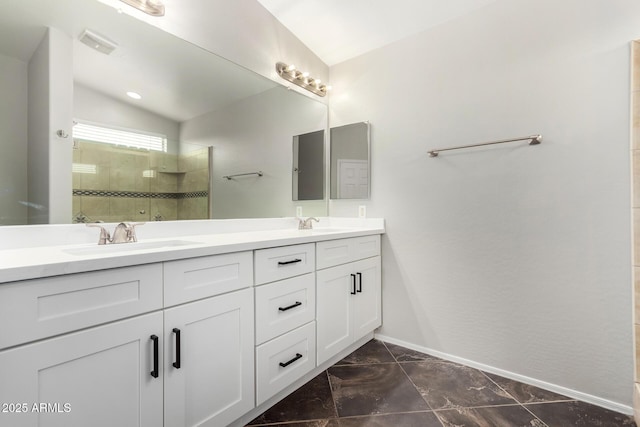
<box><xmin>248</xmin><ymin>339</ymin><xmax>636</xmax><ymax>427</ymax></box>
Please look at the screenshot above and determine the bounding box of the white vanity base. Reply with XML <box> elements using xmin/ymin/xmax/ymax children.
<box><xmin>231</xmin><ymin>332</ymin><xmax>375</xmax><ymax>427</ymax></box>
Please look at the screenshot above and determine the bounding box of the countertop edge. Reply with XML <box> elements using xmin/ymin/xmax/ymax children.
<box><xmin>0</xmin><ymin>228</ymin><xmax>385</xmax><ymax>284</ymax></box>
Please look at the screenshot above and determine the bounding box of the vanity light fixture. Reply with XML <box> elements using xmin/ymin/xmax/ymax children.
<box><xmin>119</xmin><ymin>0</ymin><xmax>165</xmax><ymax>16</ymax></box>
<box><xmin>276</xmin><ymin>62</ymin><xmax>330</xmax><ymax>97</ymax></box>
<box><xmin>127</xmin><ymin>91</ymin><xmax>142</xmax><ymax>100</ymax></box>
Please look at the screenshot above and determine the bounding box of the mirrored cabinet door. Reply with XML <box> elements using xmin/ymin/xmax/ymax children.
<box><xmin>293</xmin><ymin>130</ymin><xmax>325</xmax><ymax>201</ymax></box>
<box><xmin>330</xmin><ymin>122</ymin><xmax>370</xmax><ymax>200</ymax></box>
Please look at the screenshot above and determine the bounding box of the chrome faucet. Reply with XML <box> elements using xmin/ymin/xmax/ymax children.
<box><xmin>297</xmin><ymin>217</ymin><xmax>319</xmax><ymax>230</ymax></box>
<box><xmin>86</xmin><ymin>224</ymin><xmax>111</xmax><ymax>245</ymax></box>
<box><xmin>87</xmin><ymin>222</ymin><xmax>144</xmax><ymax>245</ymax></box>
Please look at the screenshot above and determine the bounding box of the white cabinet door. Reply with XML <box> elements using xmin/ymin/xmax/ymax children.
<box><xmin>316</xmin><ymin>256</ymin><xmax>381</xmax><ymax>366</ymax></box>
<box><xmin>351</xmin><ymin>257</ymin><xmax>382</xmax><ymax>341</ymax></box>
<box><xmin>163</xmin><ymin>288</ymin><xmax>254</xmax><ymax>427</ymax></box>
<box><xmin>316</xmin><ymin>262</ymin><xmax>354</xmax><ymax>365</ymax></box>
<box><xmin>0</xmin><ymin>312</ymin><xmax>163</xmax><ymax>427</ymax></box>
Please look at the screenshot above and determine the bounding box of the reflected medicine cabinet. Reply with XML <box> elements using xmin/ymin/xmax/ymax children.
<box><xmin>292</xmin><ymin>130</ymin><xmax>325</xmax><ymax>201</ymax></box>
<box><xmin>330</xmin><ymin>121</ymin><xmax>370</xmax><ymax>200</ymax></box>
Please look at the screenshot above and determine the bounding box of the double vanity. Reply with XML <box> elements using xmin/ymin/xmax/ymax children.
<box><xmin>0</xmin><ymin>217</ymin><xmax>384</xmax><ymax>427</ymax></box>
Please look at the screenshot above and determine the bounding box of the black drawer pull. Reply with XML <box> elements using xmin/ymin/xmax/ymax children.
<box><xmin>279</xmin><ymin>353</ymin><xmax>303</xmax><ymax>368</ymax></box>
<box><xmin>279</xmin><ymin>301</ymin><xmax>302</xmax><ymax>312</ymax></box>
<box><xmin>350</xmin><ymin>274</ymin><xmax>357</xmax><ymax>295</ymax></box>
<box><xmin>172</xmin><ymin>328</ymin><xmax>181</xmax><ymax>369</ymax></box>
<box><xmin>150</xmin><ymin>335</ymin><xmax>159</xmax><ymax>378</ymax></box>
<box><xmin>278</xmin><ymin>258</ymin><xmax>302</xmax><ymax>266</ymax></box>
<box><xmin>357</xmin><ymin>272</ymin><xmax>362</xmax><ymax>293</ymax></box>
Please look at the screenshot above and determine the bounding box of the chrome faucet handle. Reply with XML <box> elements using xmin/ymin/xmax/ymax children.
<box><xmin>126</xmin><ymin>222</ymin><xmax>145</xmax><ymax>242</ymax></box>
<box><xmin>296</xmin><ymin>217</ymin><xmax>305</xmax><ymax>229</ymax></box>
<box><xmin>304</xmin><ymin>217</ymin><xmax>319</xmax><ymax>229</ymax></box>
<box><xmin>86</xmin><ymin>224</ymin><xmax>111</xmax><ymax>245</ymax></box>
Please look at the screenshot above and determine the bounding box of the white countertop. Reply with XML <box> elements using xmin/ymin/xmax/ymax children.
<box><xmin>0</xmin><ymin>218</ymin><xmax>384</xmax><ymax>284</ymax></box>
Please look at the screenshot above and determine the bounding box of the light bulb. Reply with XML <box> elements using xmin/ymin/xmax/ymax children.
<box><xmin>302</xmin><ymin>72</ymin><xmax>309</xmax><ymax>77</ymax></box>
<box><xmin>286</xmin><ymin>64</ymin><xmax>296</xmax><ymax>72</ymax></box>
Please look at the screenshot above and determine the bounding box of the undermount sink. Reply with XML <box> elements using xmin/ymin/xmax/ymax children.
<box><xmin>63</xmin><ymin>240</ymin><xmax>200</xmax><ymax>256</ymax></box>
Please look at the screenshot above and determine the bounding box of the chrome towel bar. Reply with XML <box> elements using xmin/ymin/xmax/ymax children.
<box><xmin>428</xmin><ymin>134</ymin><xmax>542</xmax><ymax>157</ymax></box>
<box><xmin>222</xmin><ymin>171</ymin><xmax>263</xmax><ymax>180</ymax></box>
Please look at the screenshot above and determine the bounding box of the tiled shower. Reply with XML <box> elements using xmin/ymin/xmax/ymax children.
<box><xmin>72</xmin><ymin>141</ymin><xmax>210</xmax><ymax>223</ymax></box>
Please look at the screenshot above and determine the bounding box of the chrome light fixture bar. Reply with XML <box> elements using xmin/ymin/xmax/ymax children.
<box><xmin>119</xmin><ymin>0</ymin><xmax>165</xmax><ymax>16</ymax></box>
<box><xmin>276</xmin><ymin>62</ymin><xmax>330</xmax><ymax>97</ymax></box>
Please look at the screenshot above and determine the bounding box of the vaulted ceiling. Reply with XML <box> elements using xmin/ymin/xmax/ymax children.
<box><xmin>256</xmin><ymin>0</ymin><xmax>499</xmax><ymax>65</ymax></box>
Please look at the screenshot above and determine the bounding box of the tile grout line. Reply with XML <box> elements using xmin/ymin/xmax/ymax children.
<box><xmin>381</xmin><ymin>340</ymin><xmax>447</xmax><ymax>427</ymax></box>
<box><xmin>325</xmin><ymin>368</ymin><xmax>341</xmax><ymax>421</ymax></box>
<box><xmin>480</xmin><ymin>370</ymin><xmax>550</xmax><ymax>427</ymax></box>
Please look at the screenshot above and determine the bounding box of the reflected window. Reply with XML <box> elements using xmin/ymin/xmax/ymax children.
<box><xmin>73</xmin><ymin>121</ymin><xmax>167</xmax><ymax>152</ymax></box>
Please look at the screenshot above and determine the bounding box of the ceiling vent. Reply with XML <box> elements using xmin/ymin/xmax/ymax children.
<box><xmin>78</xmin><ymin>29</ymin><xmax>118</xmax><ymax>55</ymax></box>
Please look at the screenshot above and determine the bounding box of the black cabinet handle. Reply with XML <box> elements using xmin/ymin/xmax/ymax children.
<box><xmin>150</xmin><ymin>335</ymin><xmax>159</xmax><ymax>378</ymax></box>
<box><xmin>279</xmin><ymin>353</ymin><xmax>303</xmax><ymax>368</ymax></box>
<box><xmin>278</xmin><ymin>258</ymin><xmax>302</xmax><ymax>266</ymax></box>
<box><xmin>350</xmin><ymin>274</ymin><xmax>357</xmax><ymax>295</ymax></box>
<box><xmin>172</xmin><ymin>328</ymin><xmax>181</xmax><ymax>369</ymax></box>
<box><xmin>279</xmin><ymin>301</ymin><xmax>302</xmax><ymax>312</ymax></box>
<box><xmin>357</xmin><ymin>272</ymin><xmax>362</xmax><ymax>293</ymax></box>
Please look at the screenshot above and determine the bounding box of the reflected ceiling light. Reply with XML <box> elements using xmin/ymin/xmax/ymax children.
<box><xmin>276</xmin><ymin>62</ymin><xmax>330</xmax><ymax>97</ymax></box>
<box><xmin>119</xmin><ymin>0</ymin><xmax>165</xmax><ymax>16</ymax></box>
<box><xmin>127</xmin><ymin>91</ymin><xmax>142</xmax><ymax>100</ymax></box>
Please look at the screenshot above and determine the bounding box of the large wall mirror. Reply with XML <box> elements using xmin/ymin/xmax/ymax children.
<box><xmin>0</xmin><ymin>0</ymin><xmax>328</xmax><ymax>225</ymax></box>
<box><xmin>330</xmin><ymin>121</ymin><xmax>370</xmax><ymax>199</ymax></box>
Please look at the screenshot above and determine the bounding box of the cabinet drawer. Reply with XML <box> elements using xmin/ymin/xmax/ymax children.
<box><xmin>0</xmin><ymin>264</ymin><xmax>163</xmax><ymax>349</ymax></box>
<box><xmin>256</xmin><ymin>321</ymin><xmax>316</xmax><ymax>405</ymax></box>
<box><xmin>254</xmin><ymin>243</ymin><xmax>315</xmax><ymax>285</ymax></box>
<box><xmin>164</xmin><ymin>251</ymin><xmax>253</xmax><ymax>307</ymax></box>
<box><xmin>255</xmin><ymin>273</ymin><xmax>315</xmax><ymax>345</ymax></box>
<box><xmin>316</xmin><ymin>235</ymin><xmax>380</xmax><ymax>270</ymax></box>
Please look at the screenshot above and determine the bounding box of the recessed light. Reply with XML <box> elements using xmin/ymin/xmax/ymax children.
<box><xmin>127</xmin><ymin>91</ymin><xmax>142</xmax><ymax>100</ymax></box>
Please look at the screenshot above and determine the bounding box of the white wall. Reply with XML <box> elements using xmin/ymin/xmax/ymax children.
<box><xmin>74</xmin><ymin>84</ymin><xmax>180</xmax><ymax>154</ymax></box>
<box><xmin>97</xmin><ymin>0</ymin><xmax>329</xmax><ymax>103</ymax></box>
<box><xmin>28</xmin><ymin>28</ymin><xmax>73</xmax><ymax>224</ymax></box>
<box><xmin>330</xmin><ymin>0</ymin><xmax>640</xmax><ymax>409</ymax></box>
<box><xmin>180</xmin><ymin>86</ymin><xmax>327</xmax><ymax>218</ymax></box>
<box><xmin>0</xmin><ymin>54</ymin><xmax>27</xmax><ymax>224</ymax></box>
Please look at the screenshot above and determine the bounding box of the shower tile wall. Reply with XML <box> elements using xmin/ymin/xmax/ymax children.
<box><xmin>177</xmin><ymin>148</ymin><xmax>210</xmax><ymax>220</ymax></box>
<box><xmin>72</xmin><ymin>141</ymin><xmax>209</xmax><ymax>222</ymax></box>
<box><xmin>632</xmin><ymin>40</ymin><xmax>640</xmax><ymax>424</ymax></box>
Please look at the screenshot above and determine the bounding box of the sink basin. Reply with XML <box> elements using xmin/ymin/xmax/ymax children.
<box><xmin>63</xmin><ymin>240</ymin><xmax>200</xmax><ymax>256</ymax></box>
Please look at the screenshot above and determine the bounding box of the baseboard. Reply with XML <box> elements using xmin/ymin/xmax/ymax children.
<box><xmin>375</xmin><ymin>333</ymin><xmax>633</xmax><ymax>416</ymax></box>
